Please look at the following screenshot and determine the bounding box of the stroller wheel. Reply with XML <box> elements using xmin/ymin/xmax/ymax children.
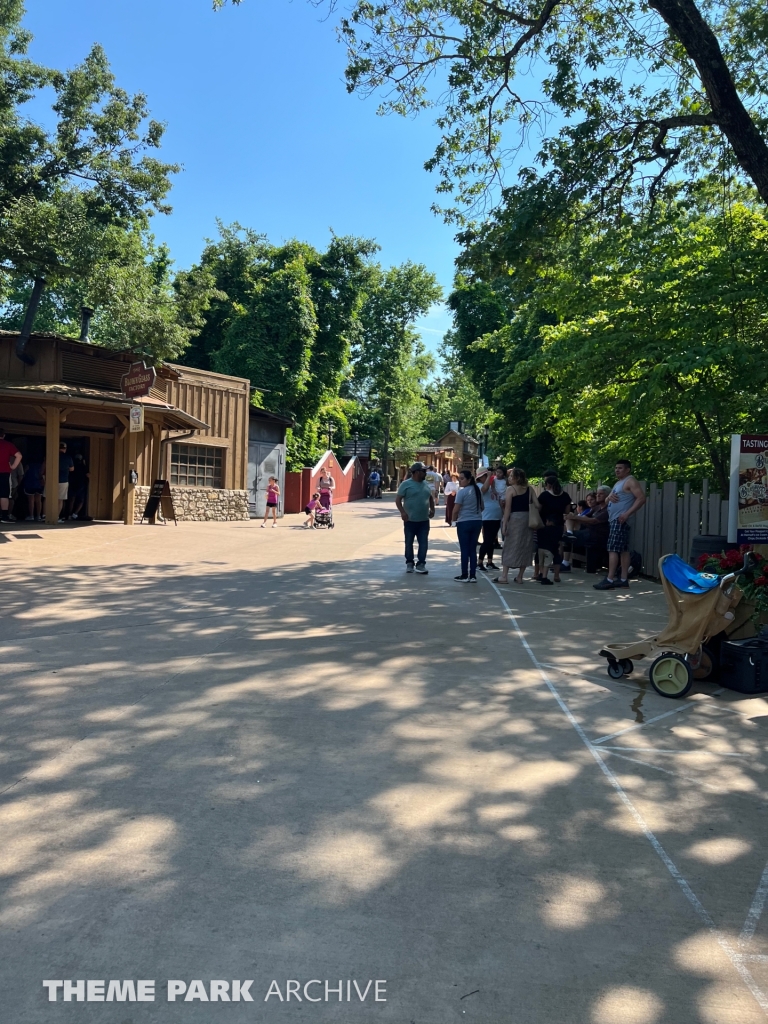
<box><xmin>619</xmin><ymin>658</ymin><xmax>634</xmax><ymax>675</ymax></box>
<box><xmin>607</xmin><ymin>661</ymin><xmax>624</xmax><ymax>680</ymax></box>
<box><xmin>650</xmin><ymin>653</ymin><xmax>693</xmax><ymax>698</ymax></box>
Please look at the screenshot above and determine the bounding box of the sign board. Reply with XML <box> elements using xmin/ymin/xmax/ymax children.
<box><xmin>343</xmin><ymin>438</ymin><xmax>371</xmax><ymax>458</ymax></box>
<box><xmin>140</xmin><ymin>479</ymin><xmax>177</xmax><ymax>525</ymax></box>
<box><xmin>121</xmin><ymin>360</ymin><xmax>156</xmax><ymax>399</ymax></box>
<box><xmin>729</xmin><ymin>434</ymin><xmax>768</xmax><ymax>543</ymax></box>
<box><xmin>129</xmin><ymin>405</ymin><xmax>144</xmax><ymax>432</ymax></box>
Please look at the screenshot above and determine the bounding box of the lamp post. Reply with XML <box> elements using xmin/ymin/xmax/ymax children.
<box><xmin>326</xmin><ymin>421</ymin><xmax>335</xmax><ymax>450</ymax></box>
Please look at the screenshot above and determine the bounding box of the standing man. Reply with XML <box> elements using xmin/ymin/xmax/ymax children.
<box><xmin>0</xmin><ymin>427</ymin><xmax>22</xmax><ymax>522</ymax></box>
<box><xmin>54</xmin><ymin>441</ymin><xmax>74</xmax><ymax>522</ymax></box>
<box><xmin>396</xmin><ymin>462</ymin><xmax>435</xmax><ymax>574</ymax></box>
<box><xmin>69</xmin><ymin>452</ymin><xmax>90</xmax><ymax>520</ymax></box>
<box><xmin>593</xmin><ymin>460</ymin><xmax>646</xmax><ymax>590</ymax></box>
<box><xmin>367</xmin><ymin>466</ymin><xmax>381</xmax><ymax>498</ymax></box>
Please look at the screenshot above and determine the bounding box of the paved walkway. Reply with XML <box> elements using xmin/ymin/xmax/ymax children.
<box><xmin>1</xmin><ymin>500</ymin><xmax>767</xmax><ymax>1022</ymax></box>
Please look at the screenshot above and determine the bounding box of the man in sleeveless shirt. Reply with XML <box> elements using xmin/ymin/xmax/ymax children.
<box><xmin>593</xmin><ymin>459</ymin><xmax>646</xmax><ymax>590</ymax></box>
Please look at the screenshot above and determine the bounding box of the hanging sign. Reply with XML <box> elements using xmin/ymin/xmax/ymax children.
<box><xmin>129</xmin><ymin>405</ymin><xmax>144</xmax><ymax>432</ymax></box>
<box><xmin>121</xmin><ymin>360</ymin><xmax>156</xmax><ymax>399</ymax></box>
<box><xmin>729</xmin><ymin>434</ymin><xmax>768</xmax><ymax>543</ymax></box>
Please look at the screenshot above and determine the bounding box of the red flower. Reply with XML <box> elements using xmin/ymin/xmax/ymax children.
<box><xmin>756</xmin><ymin>576</ymin><xmax>768</xmax><ymax>587</ymax></box>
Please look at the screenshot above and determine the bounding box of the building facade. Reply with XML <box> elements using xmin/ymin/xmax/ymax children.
<box><xmin>0</xmin><ymin>332</ymin><xmax>252</xmax><ymax>524</ymax></box>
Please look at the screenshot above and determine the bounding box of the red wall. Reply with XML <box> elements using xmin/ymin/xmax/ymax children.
<box><xmin>283</xmin><ymin>452</ymin><xmax>366</xmax><ymax>513</ymax></box>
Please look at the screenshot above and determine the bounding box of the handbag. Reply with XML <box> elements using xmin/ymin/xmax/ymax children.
<box><xmin>528</xmin><ymin>487</ymin><xmax>544</xmax><ymax>530</ymax></box>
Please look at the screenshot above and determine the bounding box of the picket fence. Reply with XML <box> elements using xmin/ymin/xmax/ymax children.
<box><xmin>542</xmin><ymin>480</ymin><xmax>731</xmax><ymax>579</ymax></box>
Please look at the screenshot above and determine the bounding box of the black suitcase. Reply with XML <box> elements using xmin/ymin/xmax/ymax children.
<box><xmin>719</xmin><ymin>637</ymin><xmax>768</xmax><ymax>694</ymax></box>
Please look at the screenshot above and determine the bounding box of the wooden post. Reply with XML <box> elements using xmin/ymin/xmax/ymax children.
<box><xmin>45</xmin><ymin>405</ymin><xmax>60</xmax><ymax>524</ymax></box>
<box><xmin>123</xmin><ymin>427</ymin><xmax>138</xmax><ymax>526</ymax></box>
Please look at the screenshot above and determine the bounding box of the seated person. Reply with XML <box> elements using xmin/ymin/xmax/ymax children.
<box><xmin>304</xmin><ymin>493</ymin><xmax>322</xmax><ymax>528</ymax></box>
<box><xmin>562</xmin><ymin>487</ymin><xmax>610</xmax><ymax>570</ymax></box>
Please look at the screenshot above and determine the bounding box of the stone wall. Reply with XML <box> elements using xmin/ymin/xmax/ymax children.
<box><xmin>133</xmin><ymin>487</ymin><xmax>249</xmax><ymax>523</ymax></box>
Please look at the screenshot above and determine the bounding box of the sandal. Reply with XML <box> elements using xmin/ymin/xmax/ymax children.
<box><xmin>492</xmin><ymin>578</ymin><xmax>509</xmax><ymax>584</ymax></box>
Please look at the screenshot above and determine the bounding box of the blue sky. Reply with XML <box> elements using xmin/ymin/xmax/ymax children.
<box><xmin>23</xmin><ymin>0</ymin><xmax>458</xmax><ymax>353</ymax></box>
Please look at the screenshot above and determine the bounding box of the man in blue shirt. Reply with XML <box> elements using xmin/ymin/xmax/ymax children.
<box><xmin>395</xmin><ymin>463</ymin><xmax>435</xmax><ymax>574</ymax></box>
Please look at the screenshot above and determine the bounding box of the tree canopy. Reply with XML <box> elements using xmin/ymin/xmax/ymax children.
<box><xmin>451</xmin><ymin>183</ymin><xmax>768</xmax><ymax>490</ymax></box>
<box><xmin>216</xmin><ymin>0</ymin><xmax>768</xmax><ymax>222</ymax></box>
<box><xmin>0</xmin><ymin>1</ymin><xmax>181</xmax><ymax>358</ymax></box>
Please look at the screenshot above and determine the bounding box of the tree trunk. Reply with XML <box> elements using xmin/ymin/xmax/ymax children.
<box><xmin>15</xmin><ymin>276</ymin><xmax>46</xmax><ymax>366</ymax></box>
<box><xmin>649</xmin><ymin>0</ymin><xmax>768</xmax><ymax>206</ymax></box>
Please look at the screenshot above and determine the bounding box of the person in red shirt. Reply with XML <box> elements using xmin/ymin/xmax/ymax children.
<box><xmin>0</xmin><ymin>428</ymin><xmax>22</xmax><ymax>522</ymax></box>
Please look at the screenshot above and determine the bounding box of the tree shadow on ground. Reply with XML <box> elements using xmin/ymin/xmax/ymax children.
<box><xmin>0</xmin><ymin>555</ymin><xmax>767</xmax><ymax>1023</ymax></box>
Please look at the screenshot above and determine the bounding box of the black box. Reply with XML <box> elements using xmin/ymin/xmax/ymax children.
<box><xmin>720</xmin><ymin>638</ymin><xmax>768</xmax><ymax>694</ymax></box>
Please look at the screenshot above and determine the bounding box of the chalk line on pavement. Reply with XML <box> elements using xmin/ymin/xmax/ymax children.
<box><xmin>481</xmin><ymin>575</ymin><xmax>768</xmax><ymax>1016</ymax></box>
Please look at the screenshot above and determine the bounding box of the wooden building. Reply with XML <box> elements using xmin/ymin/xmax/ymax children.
<box><xmin>434</xmin><ymin>427</ymin><xmax>480</xmax><ymax>473</ymax></box>
<box><xmin>0</xmin><ymin>331</ymin><xmax>251</xmax><ymax>525</ymax></box>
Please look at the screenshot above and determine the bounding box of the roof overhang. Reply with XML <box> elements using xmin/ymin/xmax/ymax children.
<box><xmin>0</xmin><ymin>382</ymin><xmax>209</xmax><ymax>431</ymax></box>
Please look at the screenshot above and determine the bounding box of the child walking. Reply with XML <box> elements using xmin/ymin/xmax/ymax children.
<box><xmin>262</xmin><ymin>477</ymin><xmax>280</xmax><ymax>527</ymax></box>
<box><xmin>304</xmin><ymin>492</ymin><xmax>322</xmax><ymax>528</ymax></box>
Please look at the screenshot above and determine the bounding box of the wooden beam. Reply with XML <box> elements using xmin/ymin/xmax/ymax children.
<box><xmin>45</xmin><ymin>406</ymin><xmax>60</xmax><ymax>524</ymax></box>
<box><xmin>123</xmin><ymin>427</ymin><xmax>138</xmax><ymax>526</ymax></box>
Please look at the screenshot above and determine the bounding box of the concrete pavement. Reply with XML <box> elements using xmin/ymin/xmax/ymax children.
<box><xmin>1</xmin><ymin>499</ymin><xmax>767</xmax><ymax>1022</ymax></box>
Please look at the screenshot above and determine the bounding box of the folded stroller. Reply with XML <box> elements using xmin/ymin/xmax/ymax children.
<box><xmin>598</xmin><ymin>552</ymin><xmax>754</xmax><ymax>698</ymax></box>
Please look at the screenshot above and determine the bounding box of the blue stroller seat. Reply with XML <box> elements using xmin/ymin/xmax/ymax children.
<box><xmin>661</xmin><ymin>554</ymin><xmax>721</xmax><ymax>594</ymax></box>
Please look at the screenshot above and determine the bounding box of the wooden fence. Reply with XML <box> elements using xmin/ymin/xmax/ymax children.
<box><xmin>539</xmin><ymin>480</ymin><xmax>731</xmax><ymax>579</ymax></box>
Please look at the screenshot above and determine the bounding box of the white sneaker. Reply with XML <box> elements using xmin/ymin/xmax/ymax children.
<box><xmin>260</xmin><ymin>523</ymin><xmax>266</xmax><ymax>528</ymax></box>
<box><xmin>25</xmin><ymin>515</ymin><xmax>34</xmax><ymax>521</ymax></box>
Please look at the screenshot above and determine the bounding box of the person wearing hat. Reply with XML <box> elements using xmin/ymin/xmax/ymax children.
<box><xmin>53</xmin><ymin>441</ymin><xmax>74</xmax><ymax>521</ymax></box>
<box><xmin>395</xmin><ymin>462</ymin><xmax>435</xmax><ymax>574</ymax></box>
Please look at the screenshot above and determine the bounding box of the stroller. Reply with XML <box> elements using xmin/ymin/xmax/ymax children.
<box><xmin>598</xmin><ymin>552</ymin><xmax>755</xmax><ymax>698</ymax></box>
<box><xmin>314</xmin><ymin>490</ymin><xmax>334</xmax><ymax>529</ymax></box>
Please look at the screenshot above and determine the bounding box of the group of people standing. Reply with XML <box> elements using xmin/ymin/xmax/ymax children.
<box><xmin>0</xmin><ymin>428</ymin><xmax>89</xmax><ymax>524</ymax></box>
<box><xmin>395</xmin><ymin>459</ymin><xmax>646</xmax><ymax>588</ymax></box>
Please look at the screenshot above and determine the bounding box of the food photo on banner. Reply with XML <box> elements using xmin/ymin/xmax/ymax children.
<box><xmin>729</xmin><ymin>434</ymin><xmax>768</xmax><ymax>544</ymax></box>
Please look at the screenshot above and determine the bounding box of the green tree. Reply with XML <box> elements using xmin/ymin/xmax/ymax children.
<box><xmin>0</xmin><ymin>223</ymin><xmax>220</xmax><ymax>362</ymax></box>
<box><xmin>350</xmin><ymin>262</ymin><xmax>442</xmax><ymax>471</ymax></box>
<box><xmin>0</xmin><ymin>2</ymin><xmax>174</xmax><ymax>220</ymax></box>
<box><xmin>422</xmin><ymin>334</ymin><xmax>490</xmax><ymax>446</ymax></box>
<box><xmin>184</xmin><ymin>225</ymin><xmax>379</xmax><ymax>468</ymax></box>
<box><xmin>462</xmin><ymin>187</ymin><xmax>768</xmax><ymax>490</ymax></box>
<box><xmin>0</xmin><ymin>1</ymin><xmax>177</xmax><ymax>354</ymax></box>
<box><xmin>219</xmin><ymin>0</ymin><xmax>768</xmax><ymax>219</ymax></box>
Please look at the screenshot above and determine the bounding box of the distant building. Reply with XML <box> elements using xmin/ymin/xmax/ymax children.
<box><xmin>434</xmin><ymin>427</ymin><xmax>480</xmax><ymax>473</ymax></box>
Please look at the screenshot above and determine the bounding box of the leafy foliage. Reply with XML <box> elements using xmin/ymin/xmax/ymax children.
<box><xmin>348</xmin><ymin>262</ymin><xmax>442</xmax><ymax>466</ymax></box>
<box><xmin>453</xmin><ymin>183</ymin><xmax>768</xmax><ymax>490</ymax></box>
<box><xmin>0</xmin><ymin>1</ymin><xmax>175</xmax><ymax>225</ymax></box>
<box><xmin>181</xmin><ymin>225</ymin><xmax>380</xmax><ymax>468</ymax></box>
<box><xmin>0</xmin><ymin>227</ymin><xmax>220</xmax><ymax>361</ymax></box>
<box><xmin>217</xmin><ymin>0</ymin><xmax>768</xmax><ymax>220</ymax></box>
